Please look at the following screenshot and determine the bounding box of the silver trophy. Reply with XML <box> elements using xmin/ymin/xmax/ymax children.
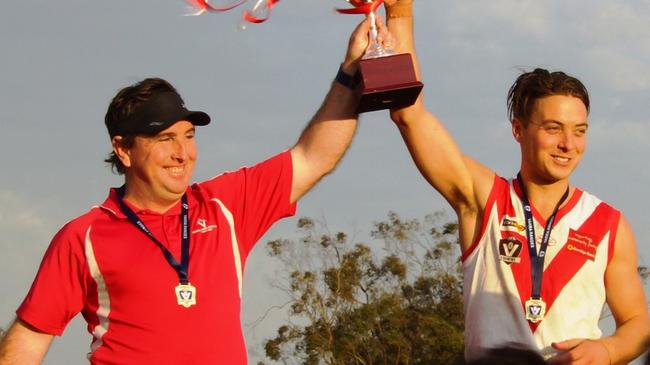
<box><xmin>361</xmin><ymin>0</ymin><xmax>396</xmax><ymax>59</ymax></box>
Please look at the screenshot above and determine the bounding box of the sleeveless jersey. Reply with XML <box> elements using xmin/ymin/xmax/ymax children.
<box><xmin>462</xmin><ymin>175</ymin><xmax>620</xmax><ymax>360</ymax></box>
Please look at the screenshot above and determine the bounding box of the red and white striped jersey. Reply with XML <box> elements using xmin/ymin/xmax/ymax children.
<box><xmin>462</xmin><ymin>175</ymin><xmax>620</xmax><ymax>360</ymax></box>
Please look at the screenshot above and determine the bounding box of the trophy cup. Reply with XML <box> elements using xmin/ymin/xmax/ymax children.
<box><xmin>350</xmin><ymin>0</ymin><xmax>423</xmax><ymax>113</ymax></box>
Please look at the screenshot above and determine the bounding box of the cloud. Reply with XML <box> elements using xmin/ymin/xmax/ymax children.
<box><xmin>0</xmin><ymin>190</ymin><xmax>56</xmax><ymax>243</ymax></box>
<box><xmin>419</xmin><ymin>0</ymin><xmax>556</xmax><ymax>43</ymax></box>
<box><xmin>416</xmin><ymin>1</ymin><xmax>650</xmax><ymax>93</ymax></box>
<box><xmin>585</xmin><ymin>47</ymin><xmax>650</xmax><ymax>92</ymax></box>
<box><xmin>588</xmin><ymin>118</ymin><xmax>650</xmax><ymax>145</ymax></box>
<box><xmin>429</xmin><ymin>1</ymin><xmax>650</xmax><ymax>43</ymax></box>
<box><xmin>0</xmin><ymin>190</ymin><xmax>58</xmax><ymax>326</ymax></box>
<box><xmin>574</xmin><ymin>3</ymin><xmax>650</xmax><ymax>92</ymax></box>
<box><xmin>576</xmin><ymin>2</ymin><xmax>650</xmax><ymax>45</ymax></box>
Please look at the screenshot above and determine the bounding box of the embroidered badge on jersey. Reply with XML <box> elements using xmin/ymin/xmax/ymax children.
<box><xmin>564</xmin><ymin>228</ymin><xmax>597</xmax><ymax>261</ymax></box>
<box><xmin>501</xmin><ymin>216</ymin><xmax>525</xmax><ymax>233</ymax></box>
<box><xmin>499</xmin><ymin>237</ymin><xmax>523</xmax><ymax>264</ymax></box>
<box><xmin>192</xmin><ymin>218</ymin><xmax>217</xmax><ymax>234</ymax></box>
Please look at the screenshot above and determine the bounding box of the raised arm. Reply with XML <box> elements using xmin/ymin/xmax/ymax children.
<box><xmin>0</xmin><ymin>319</ymin><xmax>53</xmax><ymax>365</ymax></box>
<box><xmin>290</xmin><ymin>17</ymin><xmax>389</xmax><ymax>203</ymax></box>
<box><xmin>384</xmin><ymin>0</ymin><xmax>494</xmax><ymax>250</ymax></box>
<box><xmin>549</xmin><ymin>216</ymin><xmax>650</xmax><ymax>365</ymax></box>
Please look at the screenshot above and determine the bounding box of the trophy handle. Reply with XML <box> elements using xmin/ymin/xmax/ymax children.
<box><xmin>363</xmin><ymin>3</ymin><xmax>396</xmax><ymax>59</ymax></box>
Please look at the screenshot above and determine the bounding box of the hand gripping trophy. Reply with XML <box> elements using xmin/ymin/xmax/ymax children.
<box><xmin>187</xmin><ymin>0</ymin><xmax>421</xmax><ymax>113</ymax></box>
<box><xmin>338</xmin><ymin>0</ymin><xmax>423</xmax><ymax>112</ymax></box>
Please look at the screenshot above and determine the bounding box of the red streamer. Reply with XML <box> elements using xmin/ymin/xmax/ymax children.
<box><xmin>335</xmin><ymin>0</ymin><xmax>384</xmax><ymax>15</ymax></box>
<box><xmin>185</xmin><ymin>0</ymin><xmax>280</xmax><ymax>24</ymax></box>
<box><xmin>186</xmin><ymin>0</ymin><xmax>382</xmax><ymax>25</ymax></box>
<box><xmin>242</xmin><ymin>0</ymin><xmax>281</xmax><ymax>23</ymax></box>
<box><xmin>186</xmin><ymin>0</ymin><xmax>248</xmax><ymax>13</ymax></box>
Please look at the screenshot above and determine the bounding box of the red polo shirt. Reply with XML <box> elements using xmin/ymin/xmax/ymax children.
<box><xmin>18</xmin><ymin>151</ymin><xmax>296</xmax><ymax>364</ymax></box>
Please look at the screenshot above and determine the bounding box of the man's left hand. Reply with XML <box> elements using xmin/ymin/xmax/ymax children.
<box><xmin>342</xmin><ymin>15</ymin><xmax>392</xmax><ymax>74</ymax></box>
<box><xmin>547</xmin><ymin>339</ymin><xmax>611</xmax><ymax>365</ymax></box>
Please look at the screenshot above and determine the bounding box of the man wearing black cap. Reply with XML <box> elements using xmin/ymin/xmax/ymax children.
<box><xmin>0</xmin><ymin>17</ymin><xmax>389</xmax><ymax>365</ymax></box>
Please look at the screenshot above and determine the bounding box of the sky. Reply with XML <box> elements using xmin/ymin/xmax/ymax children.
<box><xmin>1</xmin><ymin>0</ymin><xmax>649</xmax><ymax>363</ymax></box>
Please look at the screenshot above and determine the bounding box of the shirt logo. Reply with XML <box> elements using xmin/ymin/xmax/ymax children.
<box><xmin>501</xmin><ymin>217</ymin><xmax>525</xmax><ymax>232</ymax></box>
<box><xmin>529</xmin><ymin>305</ymin><xmax>541</xmax><ymax>315</ymax></box>
<box><xmin>538</xmin><ymin>233</ymin><xmax>558</xmax><ymax>247</ymax></box>
<box><xmin>565</xmin><ymin>229</ymin><xmax>597</xmax><ymax>261</ymax></box>
<box><xmin>192</xmin><ymin>218</ymin><xmax>217</xmax><ymax>234</ymax></box>
<box><xmin>499</xmin><ymin>237</ymin><xmax>523</xmax><ymax>264</ymax></box>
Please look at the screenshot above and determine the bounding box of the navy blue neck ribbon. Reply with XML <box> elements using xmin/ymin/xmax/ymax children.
<box><xmin>516</xmin><ymin>173</ymin><xmax>569</xmax><ymax>300</ymax></box>
<box><xmin>117</xmin><ymin>186</ymin><xmax>190</xmax><ymax>285</ymax></box>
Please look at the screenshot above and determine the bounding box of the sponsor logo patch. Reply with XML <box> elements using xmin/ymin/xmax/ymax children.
<box><xmin>501</xmin><ymin>216</ymin><xmax>525</xmax><ymax>233</ymax></box>
<box><xmin>192</xmin><ymin>218</ymin><xmax>217</xmax><ymax>234</ymax></box>
<box><xmin>565</xmin><ymin>229</ymin><xmax>597</xmax><ymax>261</ymax></box>
<box><xmin>499</xmin><ymin>237</ymin><xmax>523</xmax><ymax>264</ymax></box>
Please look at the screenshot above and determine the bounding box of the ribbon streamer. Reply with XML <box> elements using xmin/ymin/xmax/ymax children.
<box><xmin>335</xmin><ymin>0</ymin><xmax>384</xmax><ymax>15</ymax></box>
<box><xmin>186</xmin><ymin>0</ymin><xmax>382</xmax><ymax>25</ymax></box>
<box><xmin>185</xmin><ymin>0</ymin><xmax>280</xmax><ymax>24</ymax></box>
<box><xmin>185</xmin><ymin>0</ymin><xmax>248</xmax><ymax>16</ymax></box>
<box><xmin>243</xmin><ymin>0</ymin><xmax>281</xmax><ymax>23</ymax></box>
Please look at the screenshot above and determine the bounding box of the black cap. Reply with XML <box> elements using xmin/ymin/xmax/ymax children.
<box><xmin>107</xmin><ymin>91</ymin><xmax>211</xmax><ymax>138</ymax></box>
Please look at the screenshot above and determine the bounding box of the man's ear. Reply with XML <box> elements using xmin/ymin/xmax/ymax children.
<box><xmin>112</xmin><ymin>136</ymin><xmax>132</xmax><ymax>168</ymax></box>
<box><xmin>512</xmin><ymin>118</ymin><xmax>524</xmax><ymax>143</ymax></box>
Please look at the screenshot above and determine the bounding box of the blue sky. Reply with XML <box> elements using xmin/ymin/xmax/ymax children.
<box><xmin>1</xmin><ymin>0</ymin><xmax>649</xmax><ymax>363</ymax></box>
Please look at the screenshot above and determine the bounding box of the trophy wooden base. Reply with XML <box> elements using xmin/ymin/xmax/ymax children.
<box><xmin>356</xmin><ymin>53</ymin><xmax>423</xmax><ymax>113</ymax></box>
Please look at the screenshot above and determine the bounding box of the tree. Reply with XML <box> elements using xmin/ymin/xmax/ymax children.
<box><xmin>261</xmin><ymin>211</ymin><xmax>464</xmax><ymax>365</ymax></box>
<box><xmin>259</xmin><ymin>211</ymin><xmax>650</xmax><ymax>365</ymax></box>
<box><xmin>638</xmin><ymin>266</ymin><xmax>649</xmax><ymax>282</ymax></box>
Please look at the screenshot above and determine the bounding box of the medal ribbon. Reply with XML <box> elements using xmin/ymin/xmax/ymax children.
<box><xmin>118</xmin><ymin>187</ymin><xmax>191</xmax><ymax>285</ymax></box>
<box><xmin>516</xmin><ymin>173</ymin><xmax>569</xmax><ymax>300</ymax></box>
<box><xmin>336</xmin><ymin>0</ymin><xmax>384</xmax><ymax>15</ymax></box>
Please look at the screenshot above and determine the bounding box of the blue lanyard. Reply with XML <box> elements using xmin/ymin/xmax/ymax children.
<box><xmin>117</xmin><ymin>187</ymin><xmax>190</xmax><ymax>285</ymax></box>
<box><xmin>516</xmin><ymin>174</ymin><xmax>569</xmax><ymax>300</ymax></box>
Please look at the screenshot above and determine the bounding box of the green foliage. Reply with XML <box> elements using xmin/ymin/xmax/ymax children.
<box><xmin>262</xmin><ymin>211</ymin><xmax>464</xmax><ymax>365</ymax></box>
<box><xmin>638</xmin><ymin>266</ymin><xmax>649</xmax><ymax>281</ymax></box>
